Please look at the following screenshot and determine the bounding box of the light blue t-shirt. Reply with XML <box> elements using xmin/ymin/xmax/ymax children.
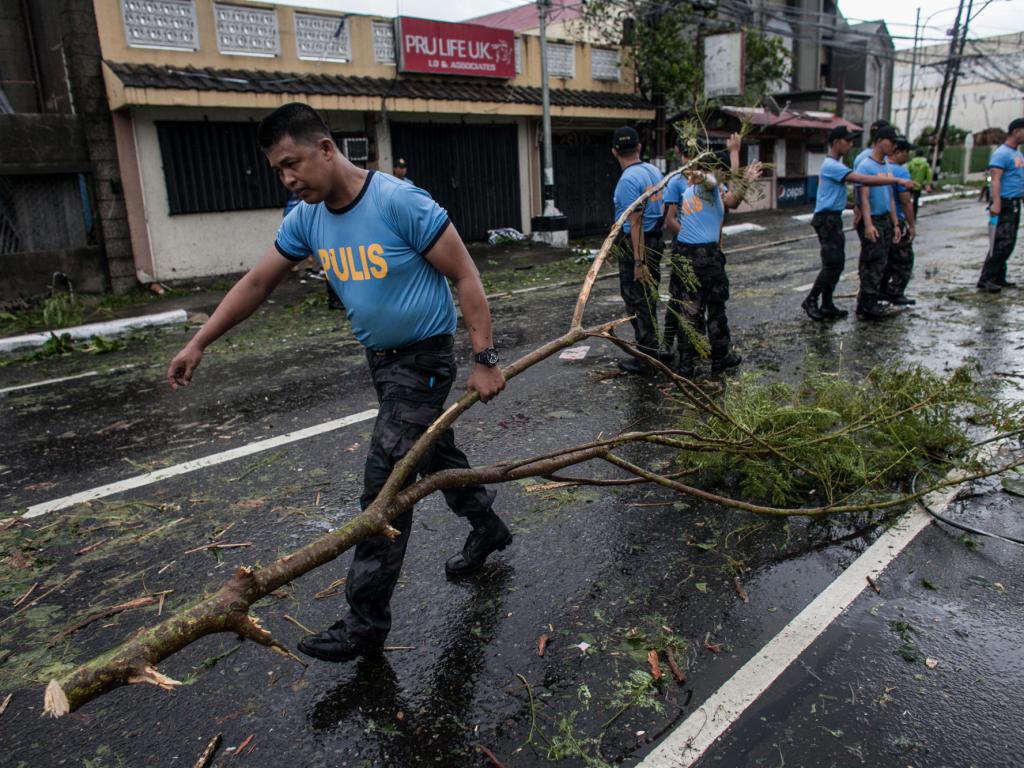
<box><xmin>854</xmin><ymin>147</ymin><xmax>873</xmax><ymax>167</ymax></box>
<box><xmin>275</xmin><ymin>171</ymin><xmax>456</xmax><ymax>350</ymax></box>
<box><xmin>675</xmin><ymin>175</ymin><xmax>725</xmax><ymax>245</ymax></box>
<box><xmin>890</xmin><ymin>163</ymin><xmax>913</xmax><ymax>221</ymax></box>
<box><xmin>854</xmin><ymin>154</ymin><xmax>893</xmax><ymax>217</ymax></box>
<box><xmin>614</xmin><ymin>161</ymin><xmax>664</xmax><ymax>234</ymax></box>
<box><xmin>989</xmin><ymin>143</ymin><xmax>1024</xmax><ymax>199</ymax></box>
<box><xmin>814</xmin><ymin>157</ymin><xmax>852</xmax><ymax>213</ymax></box>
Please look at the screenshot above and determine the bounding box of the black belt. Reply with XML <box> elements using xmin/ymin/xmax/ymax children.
<box><xmin>675</xmin><ymin>241</ymin><xmax>719</xmax><ymax>248</ymax></box>
<box><xmin>371</xmin><ymin>333</ymin><xmax>453</xmax><ymax>357</ymax></box>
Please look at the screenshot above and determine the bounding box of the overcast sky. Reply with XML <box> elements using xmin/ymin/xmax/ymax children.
<box><xmin>270</xmin><ymin>0</ymin><xmax>1024</xmax><ymax>46</ymax></box>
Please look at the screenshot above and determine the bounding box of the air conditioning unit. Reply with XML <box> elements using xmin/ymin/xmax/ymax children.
<box><xmin>343</xmin><ymin>137</ymin><xmax>369</xmax><ymax>162</ymax></box>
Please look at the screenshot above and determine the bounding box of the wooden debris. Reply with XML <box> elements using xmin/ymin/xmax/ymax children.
<box><xmin>704</xmin><ymin>637</ymin><xmax>723</xmax><ymax>654</ymax></box>
<box><xmin>76</xmin><ymin>538</ymin><xmax>110</xmax><ymax>556</ymax></box>
<box><xmin>192</xmin><ymin>733</ymin><xmax>222</xmax><ymax>768</ymax></box>
<box><xmin>733</xmin><ymin>577</ymin><xmax>749</xmax><ymax>603</ymax></box>
<box><xmin>647</xmin><ymin>649</ymin><xmax>663</xmax><ymax>681</ymax></box>
<box><xmin>665</xmin><ymin>648</ymin><xmax>686</xmax><ymax>684</ymax></box>
<box><xmin>1</xmin><ymin>571</ymin><xmax>80</xmax><ymax>627</ymax></box>
<box><xmin>536</xmin><ymin>633</ymin><xmax>550</xmax><ymax>657</ymax></box>
<box><xmin>314</xmin><ymin>577</ymin><xmax>347</xmax><ymax>599</ymax></box>
<box><xmin>11</xmin><ymin>582</ymin><xmax>38</xmax><ymax>608</ymax></box>
<box><xmin>48</xmin><ymin>595</ymin><xmax>161</xmax><ymax>646</ymax></box>
<box><xmin>234</xmin><ymin>734</ymin><xmax>254</xmax><ymax>758</ymax></box>
<box><xmin>283</xmin><ymin>615</ymin><xmax>315</xmax><ymax>635</ymax></box>
<box><xmin>866</xmin><ymin>575</ymin><xmax>881</xmax><ymax>594</ymax></box>
<box><xmin>523</xmin><ymin>480</ymin><xmax>574</xmax><ymax>493</ymax></box>
<box><xmin>477</xmin><ymin>745</ymin><xmax>507</xmax><ymax>768</ymax></box>
<box><xmin>0</xmin><ymin>693</ymin><xmax>11</xmax><ymax>717</ymax></box>
<box><xmin>183</xmin><ymin>542</ymin><xmax>253</xmax><ymax>556</ymax></box>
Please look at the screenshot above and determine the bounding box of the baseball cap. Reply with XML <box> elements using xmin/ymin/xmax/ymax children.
<box><xmin>1009</xmin><ymin>118</ymin><xmax>1024</xmax><ymax>133</ymax></box>
<box><xmin>612</xmin><ymin>126</ymin><xmax>640</xmax><ymax>151</ymax></box>
<box><xmin>894</xmin><ymin>137</ymin><xmax>917</xmax><ymax>152</ymax></box>
<box><xmin>393</xmin><ymin>158</ymin><xmax>407</xmax><ymax>168</ymax></box>
<box><xmin>873</xmin><ymin>125</ymin><xmax>899</xmax><ymax>142</ymax></box>
<box><xmin>828</xmin><ymin>125</ymin><xmax>860</xmax><ymax>143</ymax></box>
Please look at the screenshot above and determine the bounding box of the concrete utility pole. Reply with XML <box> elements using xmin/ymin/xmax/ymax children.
<box><xmin>930</xmin><ymin>0</ymin><xmax>965</xmax><ymax>176</ymax></box>
<box><xmin>935</xmin><ymin>0</ymin><xmax>974</xmax><ymax>176</ymax></box>
<box><xmin>905</xmin><ymin>7</ymin><xmax>920</xmax><ymax>138</ymax></box>
<box><xmin>531</xmin><ymin>0</ymin><xmax>568</xmax><ymax>246</ymax></box>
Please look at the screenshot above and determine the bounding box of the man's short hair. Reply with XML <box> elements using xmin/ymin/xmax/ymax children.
<box><xmin>257</xmin><ymin>102</ymin><xmax>331</xmax><ymax>150</ymax></box>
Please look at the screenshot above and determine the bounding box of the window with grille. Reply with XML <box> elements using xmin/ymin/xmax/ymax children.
<box><xmin>591</xmin><ymin>48</ymin><xmax>619</xmax><ymax>81</ymax></box>
<box><xmin>121</xmin><ymin>0</ymin><xmax>198</xmax><ymax>51</ymax></box>
<box><xmin>156</xmin><ymin>121</ymin><xmax>288</xmax><ymax>215</ymax></box>
<box><xmin>295</xmin><ymin>12</ymin><xmax>350</xmax><ymax>62</ymax></box>
<box><xmin>373</xmin><ymin>21</ymin><xmax>396</xmax><ymax>64</ymax></box>
<box><xmin>214</xmin><ymin>3</ymin><xmax>279</xmax><ymax>57</ymax></box>
<box><xmin>548</xmin><ymin>42</ymin><xmax>575</xmax><ymax>79</ymax></box>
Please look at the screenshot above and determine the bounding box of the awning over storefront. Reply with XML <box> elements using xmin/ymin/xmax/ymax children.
<box><xmin>720</xmin><ymin>106</ymin><xmax>861</xmax><ymax>133</ymax></box>
<box><xmin>103</xmin><ymin>61</ymin><xmax>654</xmax><ymax>118</ymax></box>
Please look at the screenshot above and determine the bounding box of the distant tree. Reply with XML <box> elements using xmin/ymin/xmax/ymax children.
<box><xmin>576</xmin><ymin>0</ymin><xmax>790</xmax><ymax>109</ymax></box>
<box><xmin>915</xmin><ymin>124</ymin><xmax>969</xmax><ymax>147</ymax></box>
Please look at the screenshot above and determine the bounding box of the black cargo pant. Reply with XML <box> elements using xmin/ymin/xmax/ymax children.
<box><xmin>856</xmin><ymin>215</ymin><xmax>893</xmax><ymax>309</ymax></box>
<box><xmin>979</xmin><ymin>198</ymin><xmax>1022</xmax><ymax>286</ymax></box>
<box><xmin>668</xmin><ymin>242</ymin><xmax>731</xmax><ymax>366</ymax></box>
<box><xmin>342</xmin><ymin>334</ymin><xmax>496</xmax><ymax>643</ymax></box>
<box><xmin>809</xmin><ymin>210</ymin><xmax>846</xmax><ymax>304</ymax></box>
<box><xmin>881</xmin><ymin>220</ymin><xmax>914</xmax><ymax>298</ymax></box>
<box><xmin>616</xmin><ymin>228</ymin><xmax>664</xmax><ymax>356</ymax></box>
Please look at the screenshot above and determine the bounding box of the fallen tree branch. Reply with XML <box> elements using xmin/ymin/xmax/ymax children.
<box><xmin>48</xmin><ymin>593</ymin><xmax>170</xmax><ymax>646</ymax></box>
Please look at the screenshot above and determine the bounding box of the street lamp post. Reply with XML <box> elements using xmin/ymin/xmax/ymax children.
<box><xmin>531</xmin><ymin>0</ymin><xmax>568</xmax><ymax>246</ymax></box>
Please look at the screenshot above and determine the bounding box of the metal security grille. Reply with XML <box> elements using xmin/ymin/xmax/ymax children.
<box><xmin>551</xmin><ymin>133</ymin><xmax>620</xmax><ymax>236</ymax></box>
<box><xmin>390</xmin><ymin>122</ymin><xmax>521</xmax><ymax>242</ymax></box>
<box><xmin>0</xmin><ymin>174</ymin><xmax>92</xmax><ymax>255</ymax></box>
<box><xmin>156</xmin><ymin>121</ymin><xmax>288</xmax><ymax>215</ymax></box>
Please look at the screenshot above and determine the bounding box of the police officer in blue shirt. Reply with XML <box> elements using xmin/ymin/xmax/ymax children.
<box><xmin>667</xmin><ymin>158</ymin><xmax>763</xmax><ymax>378</ymax></box>
<box><xmin>611</xmin><ymin>126</ymin><xmax>666</xmax><ymax>373</ymax></box>
<box><xmin>854</xmin><ymin>125</ymin><xmax>902</xmax><ymax>320</ymax></box>
<box><xmin>166</xmin><ymin>103</ymin><xmax>510</xmax><ymax>663</ymax></box>
<box><xmin>978</xmin><ymin>117</ymin><xmax>1024</xmax><ymax>292</ymax></box>
<box><xmin>803</xmin><ymin>125</ymin><xmax>899</xmax><ymax>321</ymax></box>
<box><xmin>880</xmin><ymin>138</ymin><xmax>919</xmax><ymax>305</ymax></box>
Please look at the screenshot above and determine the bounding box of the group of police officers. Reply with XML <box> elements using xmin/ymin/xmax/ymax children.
<box><xmin>611</xmin><ymin>116</ymin><xmax>1024</xmax><ymax>378</ymax></box>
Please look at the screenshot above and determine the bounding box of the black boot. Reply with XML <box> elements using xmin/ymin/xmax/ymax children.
<box><xmin>819</xmin><ymin>301</ymin><xmax>849</xmax><ymax>318</ymax></box>
<box><xmin>445</xmin><ymin>515</ymin><xmax>513</xmax><ymax>577</ymax></box>
<box><xmin>617</xmin><ymin>357</ymin><xmax>651</xmax><ymax>375</ymax></box>
<box><xmin>297</xmin><ymin>621</ymin><xmax>383</xmax><ymax>663</ymax></box>
<box><xmin>711</xmin><ymin>352</ymin><xmax>742</xmax><ymax>375</ymax></box>
<box><xmin>856</xmin><ymin>298</ymin><xmax>892</xmax><ymax>320</ymax></box>
<box><xmin>801</xmin><ymin>295</ymin><xmax>825</xmax><ymax>321</ymax></box>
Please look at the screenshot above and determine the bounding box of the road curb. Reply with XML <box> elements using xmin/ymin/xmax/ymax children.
<box><xmin>0</xmin><ymin>309</ymin><xmax>189</xmax><ymax>354</ymax></box>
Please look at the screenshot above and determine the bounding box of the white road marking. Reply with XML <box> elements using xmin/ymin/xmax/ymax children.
<box><xmin>792</xmin><ymin>282</ymin><xmax>815</xmax><ymax>292</ymax></box>
<box><xmin>791</xmin><ymin>210</ymin><xmax>854</xmax><ymax>223</ymax></box>
<box><xmin>0</xmin><ymin>309</ymin><xmax>188</xmax><ymax>354</ymax></box>
<box><xmin>722</xmin><ymin>223</ymin><xmax>765</xmax><ymax>236</ymax></box>
<box><xmin>0</xmin><ymin>365</ymin><xmax>139</xmax><ymax>395</ymax></box>
<box><xmin>18</xmin><ymin>409</ymin><xmax>378</xmax><ymax>519</ymax></box>
<box><xmin>636</xmin><ymin>483</ymin><xmax>964</xmax><ymax>767</ymax></box>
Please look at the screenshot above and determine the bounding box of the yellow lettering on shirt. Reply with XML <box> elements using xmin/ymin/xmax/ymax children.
<box><xmin>366</xmin><ymin>243</ymin><xmax>388</xmax><ymax>278</ymax></box>
<box><xmin>318</xmin><ymin>249</ymin><xmax>331</xmax><ymax>272</ymax></box>
<box><xmin>358</xmin><ymin>245</ymin><xmax>371</xmax><ymax>279</ymax></box>
<box><xmin>329</xmin><ymin>248</ymin><xmax>349</xmax><ymax>281</ymax></box>
<box><xmin>346</xmin><ymin>247</ymin><xmax>365</xmax><ymax>281</ymax></box>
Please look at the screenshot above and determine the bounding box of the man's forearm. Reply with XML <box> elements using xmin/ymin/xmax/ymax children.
<box><xmin>901</xmin><ymin>194</ymin><xmax>915</xmax><ymax>229</ymax></box>
<box><xmin>190</xmin><ymin>272</ymin><xmax>274</xmax><ymax>350</ymax></box>
<box><xmin>454</xmin><ymin>275</ymin><xmax>494</xmax><ymax>354</ymax></box>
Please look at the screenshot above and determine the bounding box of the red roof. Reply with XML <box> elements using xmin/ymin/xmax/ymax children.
<box><xmin>722</xmin><ymin>106</ymin><xmax>861</xmax><ymax>132</ymax></box>
<box><xmin>464</xmin><ymin>2</ymin><xmax>582</xmax><ymax>31</ymax></box>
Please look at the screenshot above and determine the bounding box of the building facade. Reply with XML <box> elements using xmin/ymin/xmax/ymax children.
<box><xmin>94</xmin><ymin>0</ymin><xmax>652</xmax><ymax>284</ymax></box>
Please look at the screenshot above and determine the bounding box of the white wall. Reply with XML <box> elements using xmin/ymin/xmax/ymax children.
<box><xmin>132</xmin><ymin>106</ymin><xmax>363</xmax><ymax>282</ymax></box>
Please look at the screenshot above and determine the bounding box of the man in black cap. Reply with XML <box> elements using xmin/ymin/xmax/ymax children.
<box><xmin>880</xmin><ymin>137</ymin><xmax>918</xmax><ymax>305</ymax></box>
<box><xmin>611</xmin><ymin>126</ymin><xmax>666</xmax><ymax>373</ymax></box>
<box><xmin>803</xmin><ymin>125</ymin><xmax>899</xmax><ymax>321</ymax></box>
<box><xmin>393</xmin><ymin>157</ymin><xmax>413</xmax><ymax>185</ymax></box>
<box><xmin>853</xmin><ymin>125</ymin><xmax>902</xmax><ymax>319</ymax></box>
<box><xmin>978</xmin><ymin>118</ymin><xmax>1024</xmax><ymax>292</ymax></box>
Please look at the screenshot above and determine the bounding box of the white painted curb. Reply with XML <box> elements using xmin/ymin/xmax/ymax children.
<box><xmin>0</xmin><ymin>309</ymin><xmax>189</xmax><ymax>354</ymax></box>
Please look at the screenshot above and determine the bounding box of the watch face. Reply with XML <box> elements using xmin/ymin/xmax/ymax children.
<box><xmin>477</xmin><ymin>349</ymin><xmax>499</xmax><ymax>366</ymax></box>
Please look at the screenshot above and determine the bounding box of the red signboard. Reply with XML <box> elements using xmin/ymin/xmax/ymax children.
<box><xmin>396</xmin><ymin>17</ymin><xmax>516</xmax><ymax>79</ymax></box>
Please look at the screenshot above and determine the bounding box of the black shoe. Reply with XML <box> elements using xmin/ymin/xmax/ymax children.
<box><xmin>889</xmin><ymin>295</ymin><xmax>916</xmax><ymax>306</ymax></box>
<box><xmin>819</xmin><ymin>303</ymin><xmax>849</xmax><ymax>319</ymax></box>
<box><xmin>977</xmin><ymin>282</ymin><xmax>1002</xmax><ymax>293</ymax></box>
<box><xmin>616</xmin><ymin>357</ymin><xmax>650</xmax><ymax>375</ymax></box>
<box><xmin>656</xmin><ymin>348</ymin><xmax>675</xmax><ymax>364</ymax></box>
<box><xmin>998</xmin><ymin>280</ymin><xmax>1018</xmax><ymax>288</ymax></box>
<box><xmin>856</xmin><ymin>303</ymin><xmax>892</xmax><ymax>320</ymax></box>
<box><xmin>801</xmin><ymin>296</ymin><xmax>825</xmax><ymax>321</ymax></box>
<box><xmin>445</xmin><ymin>515</ymin><xmax>512</xmax><ymax>577</ymax></box>
<box><xmin>297</xmin><ymin>623</ymin><xmax>383</xmax><ymax>663</ymax></box>
<box><xmin>710</xmin><ymin>352</ymin><xmax>742</xmax><ymax>375</ymax></box>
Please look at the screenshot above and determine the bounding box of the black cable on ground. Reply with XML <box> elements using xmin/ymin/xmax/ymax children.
<box><xmin>912</xmin><ymin>467</ymin><xmax>1024</xmax><ymax>547</ymax></box>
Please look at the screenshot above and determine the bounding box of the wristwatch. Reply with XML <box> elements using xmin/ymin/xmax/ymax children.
<box><xmin>473</xmin><ymin>347</ymin><xmax>499</xmax><ymax>367</ymax></box>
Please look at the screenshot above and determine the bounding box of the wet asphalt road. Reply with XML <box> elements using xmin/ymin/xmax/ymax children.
<box><xmin>2</xmin><ymin>198</ymin><xmax>1024</xmax><ymax>768</ymax></box>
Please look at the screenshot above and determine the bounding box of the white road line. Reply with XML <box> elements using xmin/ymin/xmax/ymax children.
<box><xmin>792</xmin><ymin>282</ymin><xmax>815</xmax><ymax>292</ymax></box>
<box><xmin>0</xmin><ymin>365</ymin><xmax>139</xmax><ymax>395</ymax></box>
<box><xmin>791</xmin><ymin>210</ymin><xmax>854</xmax><ymax>223</ymax></box>
<box><xmin>722</xmin><ymin>223</ymin><xmax>765</xmax><ymax>236</ymax></box>
<box><xmin>19</xmin><ymin>409</ymin><xmax>378</xmax><ymax>519</ymax></box>
<box><xmin>636</xmin><ymin>483</ymin><xmax>964</xmax><ymax>768</ymax></box>
<box><xmin>0</xmin><ymin>309</ymin><xmax>188</xmax><ymax>354</ymax></box>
